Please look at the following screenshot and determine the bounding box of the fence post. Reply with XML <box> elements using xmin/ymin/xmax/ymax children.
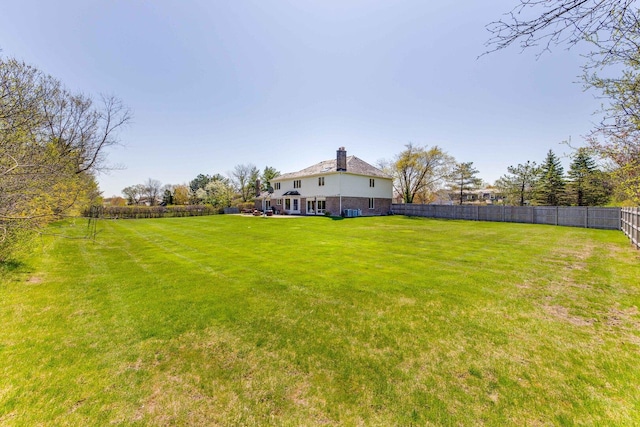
<box><xmin>531</xmin><ymin>207</ymin><xmax>535</xmax><ymax>224</ymax></box>
<box><xmin>621</xmin><ymin>207</ymin><xmax>640</xmax><ymax>250</ymax></box>
<box><xmin>585</xmin><ymin>207</ymin><xmax>589</xmax><ymax>228</ymax></box>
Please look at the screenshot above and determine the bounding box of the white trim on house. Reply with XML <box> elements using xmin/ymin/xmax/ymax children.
<box><xmin>306</xmin><ymin>197</ymin><xmax>327</xmax><ymax>215</ymax></box>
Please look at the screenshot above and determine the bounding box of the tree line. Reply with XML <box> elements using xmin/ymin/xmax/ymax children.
<box><xmin>120</xmin><ymin>143</ymin><xmax>626</xmax><ymax>211</ymax></box>
<box><xmin>385</xmin><ymin>144</ymin><xmax>615</xmax><ymax>207</ymax></box>
<box><xmin>496</xmin><ymin>148</ymin><xmax>612</xmax><ymax>206</ymax></box>
<box><xmin>115</xmin><ymin>165</ymin><xmax>280</xmax><ymax>210</ymax></box>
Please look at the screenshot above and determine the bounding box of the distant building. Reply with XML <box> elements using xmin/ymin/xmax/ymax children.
<box><xmin>445</xmin><ymin>188</ymin><xmax>505</xmax><ymax>205</ymax></box>
<box><xmin>255</xmin><ymin>147</ymin><xmax>393</xmax><ymax>216</ymax></box>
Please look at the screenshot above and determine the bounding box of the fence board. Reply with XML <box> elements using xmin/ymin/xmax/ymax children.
<box><xmin>536</xmin><ymin>206</ymin><xmax>558</xmax><ymax>226</ymax></box>
<box><xmin>391</xmin><ymin>204</ymin><xmax>622</xmax><ymax>230</ymax></box>
<box><xmin>622</xmin><ymin>207</ymin><xmax>640</xmax><ymax>249</ymax></box>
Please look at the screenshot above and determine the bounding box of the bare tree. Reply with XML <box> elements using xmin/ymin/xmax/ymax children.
<box><xmin>0</xmin><ymin>58</ymin><xmax>129</xmax><ymax>175</ymax></box>
<box><xmin>1</xmin><ymin>56</ymin><xmax>130</xmax><ymax>259</ymax></box>
<box><xmin>122</xmin><ymin>184</ymin><xmax>145</xmax><ymax>205</ymax></box>
<box><xmin>232</xmin><ymin>164</ymin><xmax>259</xmax><ymax>202</ymax></box>
<box><xmin>144</xmin><ymin>178</ymin><xmax>162</xmax><ymax>206</ymax></box>
<box><xmin>485</xmin><ymin>0</ymin><xmax>637</xmax><ymax>57</ymax></box>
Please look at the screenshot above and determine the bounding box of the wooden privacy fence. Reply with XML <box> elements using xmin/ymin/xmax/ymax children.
<box><xmin>391</xmin><ymin>204</ymin><xmax>621</xmax><ymax>230</ymax></box>
<box><xmin>622</xmin><ymin>207</ymin><xmax>640</xmax><ymax>249</ymax></box>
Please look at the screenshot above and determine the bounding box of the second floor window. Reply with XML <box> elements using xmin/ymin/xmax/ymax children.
<box><xmin>274</xmin><ymin>182</ymin><xmax>281</xmax><ymax>190</ymax></box>
<box><xmin>293</xmin><ymin>180</ymin><xmax>301</xmax><ymax>189</ymax></box>
<box><xmin>369</xmin><ymin>179</ymin><xmax>375</xmax><ymax>187</ymax></box>
<box><xmin>318</xmin><ymin>177</ymin><xmax>325</xmax><ymax>186</ymax></box>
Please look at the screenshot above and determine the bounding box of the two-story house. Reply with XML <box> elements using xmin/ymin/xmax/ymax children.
<box><xmin>256</xmin><ymin>147</ymin><xmax>393</xmax><ymax>216</ymax></box>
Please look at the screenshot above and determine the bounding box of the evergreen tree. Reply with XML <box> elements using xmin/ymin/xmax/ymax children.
<box><xmin>567</xmin><ymin>148</ymin><xmax>611</xmax><ymax>206</ymax></box>
<box><xmin>161</xmin><ymin>189</ymin><xmax>174</xmax><ymax>206</ymax></box>
<box><xmin>448</xmin><ymin>162</ymin><xmax>482</xmax><ymax>205</ymax></box>
<box><xmin>535</xmin><ymin>150</ymin><xmax>566</xmax><ymax>206</ymax></box>
<box><xmin>495</xmin><ymin>161</ymin><xmax>540</xmax><ymax>206</ymax></box>
<box><xmin>189</xmin><ymin>174</ymin><xmax>212</xmax><ymax>193</ymax></box>
<box><xmin>261</xmin><ymin>166</ymin><xmax>281</xmax><ymax>192</ymax></box>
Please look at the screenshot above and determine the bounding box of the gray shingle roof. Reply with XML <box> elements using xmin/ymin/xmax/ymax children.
<box><xmin>274</xmin><ymin>156</ymin><xmax>390</xmax><ymax>181</ymax></box>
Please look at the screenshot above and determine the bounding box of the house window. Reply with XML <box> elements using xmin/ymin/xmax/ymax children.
<box><xmin>369</xmin><ymin>178</ymin><xmax>375</xmax><ymax>187</ymax></box>
<box><xmin>274</xmin><ymin>183</ymin><xmax>281</xmax><ymax>190</ymax></box>
<box><xmin>318</xmin><ymin>176</ymin><xmax>325</xmax><ymax>186</ymax></box>
<box><xmin>293</xmin><ymin>180</ymin><xmax>301</xmax><ymax>189</ymax></box>
<box><xmin>277</xmin><ymin>199</ymin><xmax>282</xmax><ymax>205</ymax></box>
<box><xmin>318</xmin><ymin>200</ymin><xmax>326</xmax><ymax>212</ymax></box>
<box><xmin>369</xmin><ymin>198</ymin><xmax>375</xmax><ymax>209</ymax></box>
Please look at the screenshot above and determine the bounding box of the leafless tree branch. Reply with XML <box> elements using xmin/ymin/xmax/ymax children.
<box><xmin>0</xmin><ymin>56</ymin><xmax>131</xmax><ymax>260</ymax></box>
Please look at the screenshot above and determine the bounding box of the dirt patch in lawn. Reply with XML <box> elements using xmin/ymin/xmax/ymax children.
<box><xmin>543</xmin><ymin>304</ymin><xmax>595</xmax><ymax>327</ymax></box>
<box><xmin>26</xmin><ymin>276</ymin><xmax>43</xmax><ymax>284</ymax></box>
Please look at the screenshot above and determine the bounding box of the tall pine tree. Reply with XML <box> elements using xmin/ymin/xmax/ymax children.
<box><xmin>567</xmin><ymin>148</ymin><xmax>611</xmax><ymax>206</ymax></box>
<box><xmin>448</xmin><ymin>162</ymin><xmax>482</xmax><ymax>205</ymax></box>
<box><xmin>535</xmin><ymin>150</ymin><xmax>566</xmax><ymax>206</ymax></box>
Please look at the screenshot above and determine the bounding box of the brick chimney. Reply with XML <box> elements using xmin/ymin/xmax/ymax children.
<box><xmin>255</xmin><ymin>179</ymin><xmax>261</xmax><ymax>197</ymax></box>
<box><xmin>336</xmin><ymin>147</ymin><xmax>347</xmax><ymax>172</ymax></box>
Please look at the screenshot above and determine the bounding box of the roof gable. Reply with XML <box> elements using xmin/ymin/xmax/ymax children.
<box><xmin>275</xmin><ymin>155</ymin><xmax>390</xmax><ymax>181</ymax></box>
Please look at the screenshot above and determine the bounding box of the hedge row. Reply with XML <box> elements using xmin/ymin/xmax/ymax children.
<box><xmin>84</xmin><ymin>205</ymin><xmax>222</xmax><ymax>219</ymax></box>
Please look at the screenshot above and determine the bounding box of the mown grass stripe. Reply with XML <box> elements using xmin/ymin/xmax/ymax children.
<box><xmin>1</xmin><ymin>215</ymin><xmax>638</xmax><ymax>425</ymax></box>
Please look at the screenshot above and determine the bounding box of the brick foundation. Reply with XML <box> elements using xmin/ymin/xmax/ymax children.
<box><xmin>326</xmin><ymin>196</ymin><xmax>391</xmax><ymax>216</ymax></box>
<box><xmin>255</xmin><ymin>197</ymin><xmax>391</xmax><ymax>216</ymax></box>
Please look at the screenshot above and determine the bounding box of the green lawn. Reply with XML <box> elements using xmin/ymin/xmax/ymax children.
<box><xmin>1</xmin><ymin>215</ymin><xmax>639</xmax><ymax>426</ymax></box>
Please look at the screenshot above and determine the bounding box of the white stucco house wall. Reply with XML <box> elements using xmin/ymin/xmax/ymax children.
<box><xmin>255</xmin><ymin>147</ymin><xmax>393</xmax><ymax>216</ymax></box>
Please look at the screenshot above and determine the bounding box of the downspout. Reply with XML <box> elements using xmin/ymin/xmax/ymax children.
<box><xmin>339</xmin><ymin>172</ymin><xmax>342</xmax><ymax>214</ymax></box>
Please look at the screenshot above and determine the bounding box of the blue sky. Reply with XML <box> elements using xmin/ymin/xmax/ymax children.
<box><xmin>1</xmin><ymin>1</ymin><xmax>599</xmax><ymax>197</ymax></box>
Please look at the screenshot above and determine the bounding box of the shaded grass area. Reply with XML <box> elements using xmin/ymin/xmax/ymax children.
<box><xmin>1</xmin><ymin>215</ymin><xmax>639</xmax><ymax>425</ymax></box>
